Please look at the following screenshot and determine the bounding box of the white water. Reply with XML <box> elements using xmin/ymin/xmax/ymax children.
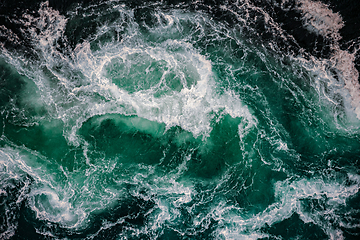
<box><xmin>0</xmin><ymin>1</ymin><xmax>359</xmax><ymax>239</ymax></box>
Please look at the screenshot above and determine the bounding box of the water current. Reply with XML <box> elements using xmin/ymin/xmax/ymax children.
<box><xmin>0</xmin><ymin>0</ymin><xmax>360</xmax><ymax>239</ymax></box>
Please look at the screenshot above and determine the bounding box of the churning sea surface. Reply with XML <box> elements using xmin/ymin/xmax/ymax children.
<box><xmin>1</xmin><ymin>0</ymin><xmax>360</xmax><ymax>239</ymax></box>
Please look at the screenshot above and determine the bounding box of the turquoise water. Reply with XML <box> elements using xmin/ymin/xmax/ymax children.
<box><xmin>1</xmin><ymin>0</ymin><xmax>360</xmax><ymax>239</ymax></box>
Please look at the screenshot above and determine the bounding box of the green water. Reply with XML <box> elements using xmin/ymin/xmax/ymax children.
<box><xmin>1</xmin><ymin>1</ymin><xmax>360</xmax><ymax>239</ymax></box>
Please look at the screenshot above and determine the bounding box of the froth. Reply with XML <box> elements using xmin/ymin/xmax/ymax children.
<box><xmin>296</xmin><ymin>0</ymin><xmax>360</xmax><ymax>121</ymax></box>
<box><xmin>213</xmin><ymin>173</ymin><xmax>360</xmax><ymax>239</ymax></box>
<box><xmin>0</xmin><ymin>145</ymin><xmax>88</xmax><ymax>229</ymax></box>
<box><xmin>1</xmin><ymin>1</ymin><xmax>359</xmax><ymax>239</ymax></box>
<box><xmin>297</xmin><ymin>0</ymin><xmax>344</xmax><ymax>41</ymax></box>
<box><xmin>1</xmin><ymin>3</ymin><xmax>256</xmax><ymax>145</ymax></box>
<box><xmin>0</xmin><ymin>148</ymin><xmax>29</xmax><ymax>239</ymax></box>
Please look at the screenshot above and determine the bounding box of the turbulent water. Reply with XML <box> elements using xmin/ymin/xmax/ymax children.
<box><xmin>1</xmin><ymin>0</ymin><xmax>360</xmax><ymax>239</ymax></box>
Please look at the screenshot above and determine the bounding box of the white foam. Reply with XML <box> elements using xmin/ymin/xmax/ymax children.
<box><xmin>0</xmin><ymin>148</ymin><xmax>27</xmax><ymax>239</ymax></box>
<box><xmin>2</xmin><ymin>1</ymin><xmax>359</xmax><ymax>238</ymax></box>
<box><xmin>4</xmin><ymin>3</ymin><xmax>256</xmax><ymax>146</ymax></box>
<box><xmin>222</xmin><ymin>0</ymin><xmax>360</xmax><ymax>123</ymax></box>
<box><xmin>296</xmin><ymin>0</ymin><xmax>360</xmax><ymax>121</ymax></box>
<box><xmin>0</xmin><ymin>145</ymin><xmax>90</xmax><ymax>229</ymax></box>
<box><xmin>0</xmin><ymin>25</ymin><xmax>21</xmax><ymax>45</ymax></box>
<box><xmin>211</xmin><ymin>173</ymin><xmax>360</xmax><ymax>240</ymax></box>
<box><xmin>297</xmin><ymin>0</ymin><xmax>344</xmax><ymax>41</ymax></box>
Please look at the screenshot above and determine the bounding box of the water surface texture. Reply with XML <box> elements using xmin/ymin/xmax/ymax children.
<box><xmin>1</xmin><ymin>0</ymin><xmax>360</xmax><ymax>239</ymax></box>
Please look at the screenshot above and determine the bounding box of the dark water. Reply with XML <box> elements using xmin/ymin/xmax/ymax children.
<box><xmin>1</xmin><ymin>0</ymin><xmax>360</xmax><ymax>239</ymax></box>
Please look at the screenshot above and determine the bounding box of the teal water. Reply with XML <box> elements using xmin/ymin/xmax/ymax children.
<box><xmin>1</xmin><ymin>0</ymin><xmax>360</xmax><ymax>239</ymax></box>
